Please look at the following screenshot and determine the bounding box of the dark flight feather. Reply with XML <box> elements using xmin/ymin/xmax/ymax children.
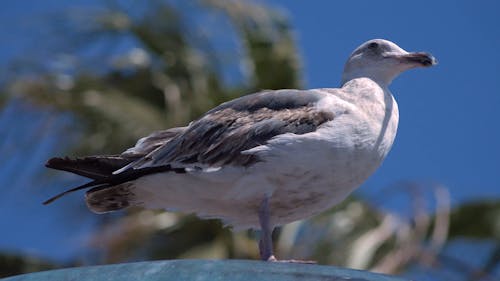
<box><xmin>45</xmin><ymin>156</ymin><xmax>132</xmax><ymax>180</ymax></box>
<box><xmin>43</xmin><ymin>165</ymin><xmax>186</xmax><ymax>205</ymax></box>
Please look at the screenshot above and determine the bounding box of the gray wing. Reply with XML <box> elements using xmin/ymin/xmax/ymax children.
<box><xmin>127</xmin><ymin>89</ymin><xmax>335</xmax><ymax>169</ymax></box>
<box><xmin>44</xmin><ymin>89</ymin><xmax>335</xmax><ymax>205</ymax></box>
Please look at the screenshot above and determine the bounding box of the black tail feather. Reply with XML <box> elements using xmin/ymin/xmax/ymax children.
<box><xmin>46</xmin><ymin>156</ymin><xmax>132</xmax><ymax>180</ymax></box>
<box><xmin>43</xmin><ymin>180</ymin><xmax>104</xmax><ymax>205</ymax></box>
<box><xmin>43</xmin><ymin>164</ymin><xmax>186</xmax><ymax>205</ymax></box>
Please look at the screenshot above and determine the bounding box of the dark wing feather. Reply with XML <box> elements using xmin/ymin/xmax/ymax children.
<box><xmin>44</xmin><ymin>127</ymin><xmax>186</xmax><ymax>204</ymax></box>
<box><xmin>45</xmin><ymin>156</ymin><xmax>132</xmax><ymax>180</ymax></box>
<box><xmin>129</xmin><ymin>89</ymin><xmax>334</xmax><ymax>169</ymax></box>
<box><xmin>43</xmin><ymin>164</ymin><xmax>186</xmax><ymax>205</ymax></box>
<box><xmin>45</xmin><ymin>127</ymin><xmax>186</xmax><ymax>179</ymax></box>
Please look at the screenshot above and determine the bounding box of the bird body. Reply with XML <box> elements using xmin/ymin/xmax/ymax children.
<box><xmin>114</xmin><ymin>79</ymin><xmax>398</xmax><ymax>230</ymax></box>
<box><xmin>45</xmin><ymin>39</ymin><xmax>435</xmax><ymax>260</ymax></box>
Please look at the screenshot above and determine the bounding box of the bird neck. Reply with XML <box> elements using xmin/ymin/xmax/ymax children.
<box><xmin>340</xmin><ymin>61</ymin><xmax>405</xmax><ymax>88</ymax></box>
<box><xmin>341</xmin><ymin>70</ymin><xmax>393</xmax><ymax>89</ymax></box>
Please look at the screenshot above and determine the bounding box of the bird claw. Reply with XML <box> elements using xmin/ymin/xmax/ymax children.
<box><xmin>267</xmin><ymin>255</ymin><xmax>317</xmax><ymax>264</ymax></box>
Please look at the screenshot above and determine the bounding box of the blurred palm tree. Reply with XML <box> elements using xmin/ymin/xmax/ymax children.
<box><xmin>1</xmin><ymin>0</ymin><xmax>499</xmax><ymax>280</ymax></box>
<box><xmin>6</xmin><ymin>0</ymin><xmax>301</xmax><ymax>155</ymax></box>
<box><xmin>3</xmin><ymin>0</ymin><xmax>302</xmax><ymax>266</ymax></box>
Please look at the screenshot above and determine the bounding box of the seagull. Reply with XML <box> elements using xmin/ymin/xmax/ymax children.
<box><xmin>44</xmin><ymin>39</ymin><xmax>436</xmax><ymax>262</ymax></box>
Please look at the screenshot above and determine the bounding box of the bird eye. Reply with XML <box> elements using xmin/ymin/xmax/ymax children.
<box><xmin>367</xmin><ymin>42</ymin><xmax>379</xmax><ymax>50</ymax></box>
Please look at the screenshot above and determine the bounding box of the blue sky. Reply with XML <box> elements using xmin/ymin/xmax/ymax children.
<box><xmin>1</xmin><ymin>0</ymin><xmax>499</xmax><ymax>263</ymax></box>
<box><xmin>269</xmin><ymin>0</ymin><xmax>500</xmax><ymax>203</ymax></box>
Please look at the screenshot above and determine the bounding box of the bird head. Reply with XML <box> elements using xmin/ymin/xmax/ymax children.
<box><xmin>341</xmin><ymin>39</ymin><xmax>437</xmax><ymax>87</ymax></box>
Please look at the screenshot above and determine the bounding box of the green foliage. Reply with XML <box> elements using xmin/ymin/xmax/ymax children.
<box><xmin>204</xmin><ymin>0</ymin><xmax>302</xmax><ymax>91</ymax></box>
<box><xmin>0</xmin><ymin>253</ymin><xmax>57</xmax><ymax>278</ymax></box>
<box><xmin>5</xmin><ymin>0</ymin><xmax>302</xmax><ymax>155</ymax></box>
<box><xmin>449</xmin><ymin>200</ymin><xmax>500</xmax><ymax>240</ymax></box>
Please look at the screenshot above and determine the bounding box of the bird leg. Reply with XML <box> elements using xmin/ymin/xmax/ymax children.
<box><xmin>258</xmin><ymin>196</ymin><xmax>316</xmax><ymax>264</ymax></box>
<box><xmin>258</xmin><ymin>196</ymin><xmax>276</xmax><ymax>261</ymax></box>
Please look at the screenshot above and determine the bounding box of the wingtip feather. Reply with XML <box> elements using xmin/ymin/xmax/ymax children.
<box><xmin>42</xmin><ymin>180</ymin><xmax>103</xmax><ymax>205</ymax></box>
<box><xmin>45</xmin><ymin>156</ymin><xmax>69</xmax><ymax>169</ymax></box>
